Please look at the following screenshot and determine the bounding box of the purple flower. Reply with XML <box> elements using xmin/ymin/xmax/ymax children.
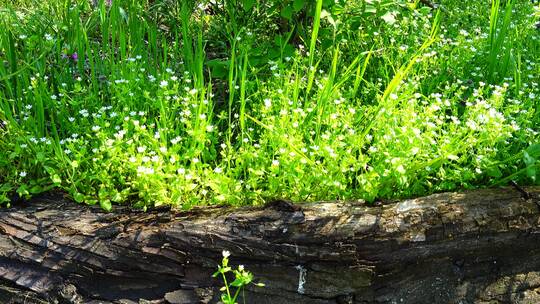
<box><xmin>71</xmin><ymin>53</ymin><xmax>78</xmax><ymax>61</ymax></box>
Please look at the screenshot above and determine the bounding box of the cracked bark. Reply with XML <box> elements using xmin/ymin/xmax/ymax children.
<box><xmin>2</xmin><ymin>187</ymin><xmax>540</xmax><ymax>303</ymax></box>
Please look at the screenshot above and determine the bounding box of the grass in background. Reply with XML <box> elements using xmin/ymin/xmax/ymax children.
<box><xmin>1</xmin><ymin>0</ymin><xmax>539</xmax><ymax>209</ymax></box>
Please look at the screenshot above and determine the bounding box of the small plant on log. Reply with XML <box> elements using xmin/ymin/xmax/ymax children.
<box><xmin>213</xmin><ymin>250</ymin><xmax>265</xmax><ymax>304</ymax></box>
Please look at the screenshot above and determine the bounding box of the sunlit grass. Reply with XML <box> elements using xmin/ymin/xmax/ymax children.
<box><xmin>1</xmin><ymin>0</ymin><xmax>539</xmax><ymax>209</ymax></box>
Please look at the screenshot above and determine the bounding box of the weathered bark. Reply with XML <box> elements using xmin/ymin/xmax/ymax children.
<box><xmin>1</xmin><ymin>187</ymin><xmax>540</xmax><ymax>303</ymax></box>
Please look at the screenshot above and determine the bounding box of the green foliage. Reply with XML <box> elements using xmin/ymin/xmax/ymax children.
<box><xmin>213</xmin><ymin>250</ymin><xmax>264</xmax><ymax>304</ymax></box>
<box><xmin>0</xmin><ymin>0</ymin><xmax>539</xmax><ymax>209</ymax></box>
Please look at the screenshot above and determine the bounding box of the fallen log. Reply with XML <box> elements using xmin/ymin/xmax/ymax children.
<box><xmin>1</xmin><ymin>187</ymin><xmax>540</xmax><ymax>303</ymax></box>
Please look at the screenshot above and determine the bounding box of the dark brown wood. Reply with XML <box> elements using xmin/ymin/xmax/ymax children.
<box><xmin>2</xmin><ymin>188</ymin><xmax>540</xmax><ymax>303</ymax></box>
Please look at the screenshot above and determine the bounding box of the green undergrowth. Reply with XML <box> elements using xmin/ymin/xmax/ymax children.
<box><xmin>1</xmin><ymin>0</ymin><xmax>539</xmax><ymax>210</ymax></box>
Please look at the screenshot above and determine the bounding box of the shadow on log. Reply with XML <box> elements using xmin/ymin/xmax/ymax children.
<box><xmin>2</xmin><ymin>187</ymin><xmax>540</xmax><ymax>303</ymax></box>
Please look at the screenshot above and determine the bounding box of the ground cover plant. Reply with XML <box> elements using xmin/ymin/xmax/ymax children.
<box><xmin>0</xmin><ymin>0</ymin><xmax>539</xmax><ymax>210</ymax></box>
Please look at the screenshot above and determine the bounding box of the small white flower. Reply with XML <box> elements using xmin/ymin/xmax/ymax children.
<box><xmin>272</xmin><ymin>160</ymin><xmax>280</xmax><ymax>167</ymax></box>
<box><xmin>160</xmin><ymin>80</ymin><xmax>169</xmax><ymax>87</ymax></box>
<box><xmin>222</xmin><ymin>250</ymin><xmax>231</xmax><ymax>258</ymax></box>
<box><xmin>214</xmin><ymin>167</ymin><xmax>223</xmax><ymax>174</ymax></box>
<box><xmin>19</xmin><ymin>171</ymin><xmax>27</xmax><ymax>177</ymax></box>
<box><xmin>264</xmin><ymin>98</ymin><xmax>272</xmax><ymax>108</ymax></box>
<box><xmin>91</xmin><ymin>125</ymin><xmax>100</xmax><ymax>132</ymax></box>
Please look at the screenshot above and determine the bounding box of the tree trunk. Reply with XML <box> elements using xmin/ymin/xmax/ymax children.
<box><xmin>1</xmin><ymin>187</ymin><xmax>540</xmax><ymax>303</ymax></box>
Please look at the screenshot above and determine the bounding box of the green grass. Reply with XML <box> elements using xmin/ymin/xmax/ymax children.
<box><xmin>1</xmin><ymin>0</ymin><xmax>540</xmax><ymax>210</ymax></box>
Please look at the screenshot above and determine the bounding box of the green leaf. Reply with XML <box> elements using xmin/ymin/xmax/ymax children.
<box><xmin>230</xmin><ymin>278</ymin><xmax>245</xmax><ymax>287</ymax></box>
<box><xmin>0</xmin><ymin>183</ymin><xmax>12</xmax><ymax>192</ymax></box>
<box><xmin>274</xmin><ymin>34</ymin><xmax>284</xmax><ymax>47</ymax></box>
<box><xmin>527</xmin><ymin>166</ymin><xmax>537</xmax><ymax>181</ymax></box>
<box><xmin>16</xmin><ymin>185</ymin><xmax>29</xmax><ymax>197</ymax></box>
<box><xmin>52</xmin><ymin>174</ymin><xmax>62</xmax><ymax>185</ymax></box>
<box><xmin>207</xmin><ymin>59</ymin><xmax>228</xmax><ymax>79</ymax></box>
<box><xmin>85</xmin><ymin>199</ymin><xmax>98</xmax><ymax>206</ymax></box>
<box><xmin>29</xmin><ymin>185</ymin><xmax>43</xmax><ymax>194</ymax></box>
<box><xmin>36</xmin><ymin>152</ymin><xmax>45</xmax><ymax>162</ymax></box>
<box><xmin>118</xmin><ymin>7</ymin><xmax>128</xmax><ymax>21</ymax></box>
<box><xmin>419</xmin><ymin>6</ymin><xmax>432</xmax><ymax>15</ymax></box>
<box><xmin>281</xmin><ymin>5</ymin><xmax>293</xmax><ymax>20</ymax></box>
<box><xmin>111</xmin><ymin>191</ymin><xmax>122</xmax><ymax>202</ymax></box>
<box><xmin>486</xmin><ymin>166</ymin><xmax>502</xmax><ymax>178</ymax></box>
<box><xmin>100</xmin><ymin>199</ymin><xmax>112</xmax><ymax>211</ymax></box>
<box><xmin>293</xmin><ymin>0</ymin><xmax>305</xmax><ymax>12</ymax></box>
<box><xmin>98</xmin><ymin>187</ymin><xmax>109</xmax><ymax>199</ymax></box>
<box><xmin>242</xmin><ymin>0</ymin><xmax>256</xmax><ymax>10</ymax></box>
<box><xmin>526</xmin><ymin>143</ymin><xmax>540</xmax><ymax>158</ymax></box>
<box><xmin>365</xmin><ymin>4</ymin><xmax>377</xmax><ymax>14</ymax></box>
<box><xmin>74</xmin><ymin>192</ymin><xmax>85</xmax><ymax>203</ymax></box>
<box><xmin>523</xmin><ymin>151</ymin><xmax>535</xmax><ymax>166</ymax></box>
